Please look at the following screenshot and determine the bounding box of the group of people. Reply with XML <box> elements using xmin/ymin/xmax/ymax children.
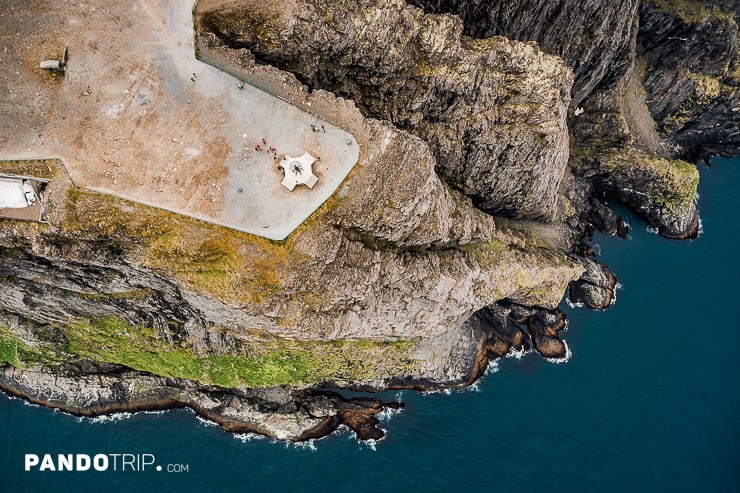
<box><xmin>254</xmin><ymin>138</ymin><xmax>279</xmax><ymax>159</ymax></box>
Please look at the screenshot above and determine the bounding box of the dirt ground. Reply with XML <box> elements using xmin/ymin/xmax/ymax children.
<box><xmin>0</xmin><ymin>0</ymin><xmax>358</xmax><ymax>240</ymax></box>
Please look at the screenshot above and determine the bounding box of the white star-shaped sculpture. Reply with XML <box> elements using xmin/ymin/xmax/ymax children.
<box><xmin>278</xmin><ymin>152</ymin><xmax>319</xmax><ymax>191</ymax></box>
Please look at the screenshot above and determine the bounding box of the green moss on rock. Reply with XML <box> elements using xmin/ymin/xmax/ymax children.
<box><xmin>2</xmin><ymin>318</ymin><xmax>417</xmax><ymax>388</ymax></box>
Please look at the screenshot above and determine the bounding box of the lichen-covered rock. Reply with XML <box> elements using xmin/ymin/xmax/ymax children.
<box><xmin>0</xmin><ymin>85</ymin><xmax>584</xmax><ymax>397</ymax></box>
<box><xmin>407</xmin><ymin>0</ymin><xmax>640</xmax><ymax>106</ymax></box>
<box><xmin>638</xmin><ymin>0</ymin><xmax>740</xmax><ymax>156</ymax></box>
<box><xmin>326</xmin><ymin>119</ymin><xmax>496</xmax><ymax>248</ymax></box>
<box><xmin>569</xmin><ymin>59</ymin><xmax>701</xmax><ymax>239</ymax></box>
<box><xmin>196</xmin><ymin>0</ymin><xmax>573</xmax><ymax>220</ymax></box>
<box><xmin>569</xmin><ymin>257</ymin><xmax>617</xmax><ymax>310</ymax></box>
<box><xmin>2</xmin><ymin>0</ymin><xmax>735</xmax><ymax>442</ymax></box>
<box><xmin>599</xmin><ymin>149</ymin><xmax>700</xmax><ymax>239</ymax></box>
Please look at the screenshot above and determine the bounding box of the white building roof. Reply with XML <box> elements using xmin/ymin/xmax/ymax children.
<box><xmin>278</xmin><ymin>152</ymin><xmax>318</xmax><ymax>191</ymax></box>
<box><xmin>0</xmin><ymin>177</ymin><xmax>36</xmax><ymax>209</ymax></box>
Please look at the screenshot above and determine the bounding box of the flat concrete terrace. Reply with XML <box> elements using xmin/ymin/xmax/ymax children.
<box><xmin>0</xmin><ymin>0</ymin><xmax>359</xmax><ymax>240</ymax></box>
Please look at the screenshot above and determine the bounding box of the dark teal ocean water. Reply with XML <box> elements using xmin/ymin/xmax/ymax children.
<box><xmin>1</xmin><ymin>157</ymin><xmax>738</xmax><ymax>492</ymax></box>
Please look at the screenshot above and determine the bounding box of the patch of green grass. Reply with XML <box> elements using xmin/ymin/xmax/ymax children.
<box><xmin>58</xmin><ymin>317</ymin><xmax>417</xmax><ymax>388</ymax></box>
<box><xmin>0</xmin><ymin>334</ymin><xmax>21</xmax><ymax>367</ymax></box>
<box><xmin>0</xmin><ymin>326</ymin><xmax>65</xmax><ymax>368</ymax></box>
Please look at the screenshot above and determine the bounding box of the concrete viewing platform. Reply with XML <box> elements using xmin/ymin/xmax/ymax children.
<box><xmin>0</xmin><ymin>0</ymin><xmax>359</xmax><ymax>240</ymax></box>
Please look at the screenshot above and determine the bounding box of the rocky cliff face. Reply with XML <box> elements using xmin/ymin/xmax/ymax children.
<box><xmin>407</xmin><ymin>0</ymin><xmax>707</xmax><ymax>237</ymax></box>
<box><xmin>198</xmin><ymin>0</ymin><xmax>572</xmax><ymax>221</ymax></box>
<box><xmin>638</xmin><ymin>0</ymin><xmax>740</xmax><ymax>157</ymax></box>
<box><xmin>2</xmin><ymin>0</ymin><xmax>736</xmax><ymax>441</ymax></box>
<box><xmin>407</xmin><ymin>0</ymin><xmax>641</xmax><ymax>106</ymax></box>
<box><xmin>0</xmin><ymin>104</ymin><xmax>582</xmax><ymax>439</ymax></box>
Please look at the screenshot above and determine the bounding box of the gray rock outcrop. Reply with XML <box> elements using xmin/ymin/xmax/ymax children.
<box><xmin>568</xmin><ymin>257</ymin><xmax>617</xmax><ymax>310</ymax></box>
<box><xmin>407</xmin><ymin>0</ymin><xmax>640</xmax><ymax>106</ymax></box>
<box><xmin>197</xmin><ymin>0</ymin><xmax>573</xmax><ymax>220</ymax></box>
<box><xmin>638</xmin><ymin>0</ymin><xmax>740</xmax><ymax>157</ymax></box>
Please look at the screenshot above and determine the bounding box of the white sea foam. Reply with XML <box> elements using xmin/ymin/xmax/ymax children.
<box><xmin>611</xmin><ymin>282</ymin><xmax>623</xmax><ymax>306</ymax></box>
<box><xmin>332</xmin><ymin>424</ymin><xmax>349</xmax><ymax>436</ymax></box>
<box><xmin>291</xmin><ymin>439</ymin><xmax>318</xmax><ymax>451</ymax></box>
<box><xmin>697</xmin><ymin>217</ymin><xmax>704</xmax><ymax>238</ymax></box>
<box><xmin>565</xmin><ymin>296</ymin><xmax>584</xmax><ymax>309</ymax></box>
<box><xmin>420</xmin><ymin>387</ymin><xmax>449</xmax><ymax>396</ymax></box>
<box><xmin>233</xmin><ymin>432</ymin><xmax>267</xmax><ymax>443</ymax></box>
<box><xmin>545</xmin><ymin>340</ymin><xmax>572</xmax><ymax>364</ymax></box>
<box><xmin>646</xmin><ymin>225</ymin><xmax>659</xmax><ymax>234</ymax></box>
<box><xmin>360</xmin><ymin>434</ymin><xmax>386</xmax><ymax>451</ymax></box>
<box><xmin>80</xmin><ymin>412</ymin><xmax>133</xmax><ymax>424</ymax></box>
<box><xmin>421</xmin><ymin>387</ymin><xmax>458</xmax><ymax>396</ymax></box>
<box><xmin>196</xmin><ymin>415</ymin><xmax>218</xmax><ymax>427</ymax></box>
<box><xmin>467</xmin><ymin>380</ymin><xmax>481</xmax><ymax>393</ymax></box>
<box><xmin>560</xmin><ymin>318</ymin><xmax>570</xmax><ymax>334</ymax></box>
<box><xmin>485</xmin><ymin>359</ymin><xmax>500</xmax><ymax>374</ymax></box>
<box><xmin>505</xmin><ymin>344</ymin><xmax>533</xmax><ymax>360</ymax></box>
<box><xmin>341</xmin><ymin>425</ymin><xmax>386</xmax><ymax>450</ymax></box>
<box><xmin>377</xmin><ymin>404</ymin><xmax>404</xmax><ymax>422</ymax></box>
<box><xmin>141</xmin><ymin>409</ymin><xmax>167</xmax><ymax>416</ymax></box>
<box><xmin>592</xmin><ymin>243</ymin><xmax>602</xmax><ymax>256</ymax></box>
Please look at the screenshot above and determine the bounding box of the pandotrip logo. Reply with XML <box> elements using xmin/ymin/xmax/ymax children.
<box><xmin>24</xmin><ymin>453</ymin><xmax>189</xmax><ymax>473</ymax></box>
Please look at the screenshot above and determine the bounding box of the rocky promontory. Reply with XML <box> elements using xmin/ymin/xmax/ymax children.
<box><xmin>1</xmin><ymin>0</ymin><xmax>737</xmax><ymax>441</ymax></box>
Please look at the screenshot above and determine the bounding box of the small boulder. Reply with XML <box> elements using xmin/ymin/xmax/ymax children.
<box><xmin>532</xmin><ymin>333</ymin><xmax>567</xmax><ymax>359</ymax></box>
<box><xmin>616</xmin><ymin>217</ymin><xmax>630</xmax><ymax>239</ymax></box>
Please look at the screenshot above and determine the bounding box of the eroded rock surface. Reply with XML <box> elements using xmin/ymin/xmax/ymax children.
<box><xmin>197</xmin><ymin>0</ymin><xmax>572</xmax><ymax>220</ymax></box>
<box><xmin>639</xmin><ymin>0</ymin><xmax>740</xmax><ymax>157</ymax></box>
<box><xmin>407</xmin><ymin>0</ymin><xmax>640</xmax><ymax>106</ymax></box>
<box><xmin>0</xmin><ymin>364</ymin><xmax>396</xmax><ymax>441</ymax></box>
<box><xmin>569</xmin><ymin>258</ymin><xmax>617</xmax><ymax>310</ymax></box>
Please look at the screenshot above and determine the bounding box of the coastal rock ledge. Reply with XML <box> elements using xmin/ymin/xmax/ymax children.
<box><xmin>0</xmin><ymin>364</ymin><xmax>399</xmax><ymax>441</ymax></box>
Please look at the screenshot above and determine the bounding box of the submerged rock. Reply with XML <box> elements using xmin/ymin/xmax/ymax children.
<box><xmin>617</xmin><ymin>217</ymin><xmax>630</xmax><ymax>239</ymax></box>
